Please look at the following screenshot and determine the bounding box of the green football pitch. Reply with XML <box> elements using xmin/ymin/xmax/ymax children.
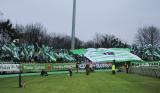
<box><xmin>0</xmin><ymin>72</ymin><xmax>160</xmax><ymax>93</ymax></box>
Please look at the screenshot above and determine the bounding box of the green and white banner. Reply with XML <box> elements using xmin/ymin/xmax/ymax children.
<box><xmin>22</xmin><ymin>64</ymin><xmax>47</xmax><ymax>72</ymax></box>
<box><xmin>0</xmin><ymin>64</ymin><xmax>19</xmax><ymax>72</ymax></box>
<box><xmin>52</xmin><ymin>63</ymin><xmax>76</xmax><ymax>71</ymax></box>
<box><xmin>22</xmin><ymin>63</ymin><xmax>76</xmax><ymax>72</ymax></box>
<box><xmin>84</xmin><ymin>48</ymin><xmax>142</xmax><ymax>63</ymax></box>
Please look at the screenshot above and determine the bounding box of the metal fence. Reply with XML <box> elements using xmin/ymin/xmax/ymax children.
<box><xmin>129</xmin><ymin>66</ymin><xmax>160</xmax><ymax>78</ymax></box>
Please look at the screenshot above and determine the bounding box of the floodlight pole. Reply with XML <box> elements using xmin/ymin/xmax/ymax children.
<box><xmin>71</xmin><ymin>0</ymin><xmax>76</xmax><ymax>50</ymax></box>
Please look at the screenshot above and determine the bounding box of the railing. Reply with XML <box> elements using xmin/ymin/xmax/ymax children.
<box><xmin>129</xmin><ymin>66</ymin><xmax>160</xmax><ymax>78</ymax></box>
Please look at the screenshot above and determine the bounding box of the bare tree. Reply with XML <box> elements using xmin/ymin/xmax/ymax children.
<box><xmin>15</xmin><ymin>24</ymin><xmax>47</xmax><ymax>47</ymax></box>
<box><xmin>94</xmin><ymin>33</ymin><xmax>102</xmax><ymax>48</ymax></box>
<box><xmin>135</xmin><ymin>26</ymin><xmax>160</xmax><ymax>47</ymax></box>
<box><xmin>84</xmin><ymin>40</ymin><xmax>95</xmax><ymax>48</ymax></box>
<box><xmin>84</xmin><ymin>34</ymin><xmax>128</xmax><ymax>48</ymax></box>
<box><xmin>0</xmin><ymin>19</ymin><xmax>19</xmax><ymax>46</ymax></box>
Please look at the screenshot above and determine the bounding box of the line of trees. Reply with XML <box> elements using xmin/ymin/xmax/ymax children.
<box><xmin>0</xmin><ymin>19</ymin><xmax>129</xmax><ymax>49</ymax></box>
<box><xmin>84</xmin><ymin>33</ymin><xmax>128</xmax><ymax>48</ymax></box>
<box><xmin>15</xmin><ymin>24</ymin><xmax>83</xmax><ymax>49</ymax></box>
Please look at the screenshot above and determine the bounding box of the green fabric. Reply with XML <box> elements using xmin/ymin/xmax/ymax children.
<box><xmin>70</xmin><ymin>49</ymin><xmax>87</xmax><ymax>56</ymax></box>
<box><xmin>84</xmin><ymin>48</ymin><xmax>143</xmax><ymax>63</ymax></box>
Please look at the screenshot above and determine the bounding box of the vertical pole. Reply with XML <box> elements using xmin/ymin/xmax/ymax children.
<box><xmin>71</xmin><ymin>0</ymin><xmax>76</xmax><ymax>50</ymax></box>
<box><xmin>19</xmin><ymin>63</ymin><xmax>22</xmax><ymax>88</ymax></box>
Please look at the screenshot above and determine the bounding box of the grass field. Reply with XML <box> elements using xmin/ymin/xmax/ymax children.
<box><xmin>0</xmin><ymin>72</ymin><xmax>160</xmax><ymax>93</ymax></box>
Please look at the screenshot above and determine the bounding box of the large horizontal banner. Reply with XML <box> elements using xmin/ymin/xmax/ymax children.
<box><xmin>22</xmin><ymin>63</ymin><xmax>76</xmax><ymax>72</ymax></box>
<box><xmin>0</xmin><ymin>63</ymin><xmax>112</xmax><ymax>73</ymax></box>
<box><xmin>0</xmin><ymin>64</ymin><xmax>20</xmax><ymax>72</ymax></box>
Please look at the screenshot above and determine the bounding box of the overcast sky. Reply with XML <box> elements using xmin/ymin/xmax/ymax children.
<box><xmin>1</xmin><ymin>0</ymin><xmax>160</xmax><ymax>44</ymax></box>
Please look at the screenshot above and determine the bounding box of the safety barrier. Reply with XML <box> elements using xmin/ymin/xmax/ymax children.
<box><xmin>129</xmin><ymin>66</ymin><xmax>160</xmax><ymax>78</ymax></box>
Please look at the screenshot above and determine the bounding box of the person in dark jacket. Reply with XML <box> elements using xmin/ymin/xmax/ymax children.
<box><xmin>124</xmin><ymin>62</ymin><xmax>129</xmax><ymax>74</ymax></box>
<box><xmin>41</xmin><ymin>69</ymin><xmax>48</xmax><ymax>76</ymax></box>
<box><xmin>76</xmin><ymin>62</ymin><xmax>79</xmax><ymax>73</ymax></box>
<box><xmin>85</xmin><ymin>63</ymin><xmax>90</xmax><ymax>75</ymax></box>
<box><xmin>68</xmin><ymin>66</ymin><xmax>72</xmax><ymax>77</ymax></box>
